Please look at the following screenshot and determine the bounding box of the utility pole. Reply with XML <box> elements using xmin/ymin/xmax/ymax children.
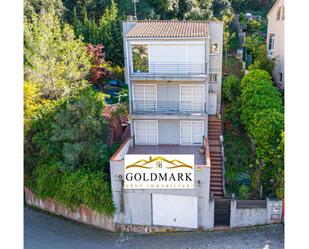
<box><xmin>132</xmin><ymin>0</ymin><xmax>139</xmax><ymax>20</ymax></box>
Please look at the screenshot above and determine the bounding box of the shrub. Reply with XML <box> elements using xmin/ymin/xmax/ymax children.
<box><xmin>25</xmin><ymin>88</ymin><xmax>116</xmax><ymax>215</ymax></box>
<box><xmin>249</xmin><ymin>45</ymin><xmax>275</xmax><ymax>76</ymax></box>
<box><xmin>239</xmin><ymin>69</ymin><xmax>284</xmax><ymax>197</ymax></box>
<box><xmin>222</xmin><ymin>75</ymin><xmax>240</xmax><ymax>102</ymax></box>
<box><xmin>240</xmin><ymin>79</ymin><xmax>283</xmax><ymax>127</ymax></box>
<box><xmin>238</xmin><ymin>185</ymin><xmax>251</xmax><ymax>199</ymax></box>
<box><xmin>28</xmin><ymin>161</ymin><xmax>64</xmax><ymax>199</ymax></box>
<box><xmin>240</xmin><ymin>69</ymin><xmax>271</xmax><ymax>90</ymax></box>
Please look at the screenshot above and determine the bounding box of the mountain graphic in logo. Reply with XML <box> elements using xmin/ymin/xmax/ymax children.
<box><xmin>126</xmin><ymin>156</ymin><xmax>193</xmax><ymax>169</ymax></box>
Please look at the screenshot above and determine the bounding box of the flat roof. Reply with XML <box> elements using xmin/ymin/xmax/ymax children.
<box><xmin>126</xmin><ymin>20</ymin><xmax>209</xmax><ymax>38</ymax></box>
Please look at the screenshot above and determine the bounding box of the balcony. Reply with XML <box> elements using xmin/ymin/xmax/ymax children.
<box><xmin>130</xmin><ymin>62</ymin><xmax>207</xmax><ymax>79</ymax></box>
<box><xmin>131</xmin><ymin>101</ymin><xmax>207</xmax><ymax>115</ymax></box>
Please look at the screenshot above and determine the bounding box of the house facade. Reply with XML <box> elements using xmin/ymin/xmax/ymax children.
<box><xmin>267</xmin><ymin>0</ymin><xmax>285</xmax><ymax>88</ymax></box>
<box><xmin>109</xmin><ymin>20</ymin><xmax>224</xmax><ymax>230</ymax></box>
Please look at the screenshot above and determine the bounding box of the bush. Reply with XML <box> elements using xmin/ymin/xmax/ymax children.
<box><xmin>239</xmin><ymin>69</ymin><xmax>284</xmax><ymax>197</ymax></box>
<box><xmin>25</xmin><ymin>88</ymin><xmax>116</xmax><ymax>215</ymax></box>
<box><xmin>249</xmin><ymin>45</ymin><xmax>275</xmax><ymax>76</ymax></box>
<box><xmin>222</xmin><ymin>75</ymin><xmax>240</xmax><ymax>102</ymax></box>
<box><xmin>240</xmin><ymin>69</ymin><xmax>271</xmax><ymax>90</ymax></box>
<box><xmin>240</xmin><ymin>79</ymin><xmax>283</xmax><ymax>127</ymax></box>
<box><xmin>238</xmin><ymin>185</ymin><xmax>251</xmax><ymax>199</ymax></box>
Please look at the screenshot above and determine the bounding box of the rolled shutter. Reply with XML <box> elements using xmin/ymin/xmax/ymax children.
<box><xmin>180</xmin><ymin>121</ymin><xmax>192</xmax><ymax>145</ymax></box>
<box><xmin>192</xmin><ymin>121</ymin><xmax>204</xmax><ymax>145</ymax></box>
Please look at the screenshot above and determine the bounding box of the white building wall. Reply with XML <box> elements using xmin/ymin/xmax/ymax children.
<box><xmin>267</xmin><ymin>0</ymin><xmax>285</xmax><ymax>87</ymax></box>
<box><xmin>208</xmin><ymin>22</ymin><xmax>224</xmax><ymax>112</ymax></box>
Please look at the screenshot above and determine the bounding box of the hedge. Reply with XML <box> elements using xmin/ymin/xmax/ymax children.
<box><xmin>239</xmin><ymin>69</ymin><xmax>284</xmax><ymax>197</ymax></box>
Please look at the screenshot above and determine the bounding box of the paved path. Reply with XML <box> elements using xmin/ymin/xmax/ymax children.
<box><xmin>24</xmin><ymin>207</ymin><xmax>284</xmax><ymax>249</ymax></box>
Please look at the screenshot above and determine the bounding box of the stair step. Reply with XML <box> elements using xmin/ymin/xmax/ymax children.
<box><xmin>211</xmin><ymin>182</ymin><xmax>222</xmax><ymax>185</ymax></box>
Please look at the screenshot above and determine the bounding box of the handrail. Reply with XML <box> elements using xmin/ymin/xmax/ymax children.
<box><xmin>131</xmin><ymin>101</ymin><xmax>207</xmax><ymax>114</ymax></box>
<box><xmin>131</xmin><ymin>62</ymin><xmax>207</xmax><ymax>76</ymax></box>
<box><xmin>220</xmin><ymin>106</ymin><xmax>227</xmax><ymax>198</ymax></box>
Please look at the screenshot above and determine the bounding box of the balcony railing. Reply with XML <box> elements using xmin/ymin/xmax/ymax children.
<box><xmin>131</xmin><ymin>101</ymin><xmax>207</xmax><ymax>115</ymax></box>
<box><xmin>131</xmin><ymin>62</ymin><xmax>207</xmax><ymax>76</ymax></box>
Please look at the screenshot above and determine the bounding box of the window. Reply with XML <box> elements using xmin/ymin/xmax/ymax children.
<box><xmin>210</xmin><ymin>43</ymin><xmax>219</xmax><ymax>55</ymax></box>
<box><xmin>132</xmin><ymin>45</ymin><xmax>149</xmax><ymax>73</ymax></box>
<box><xmin>133</xmin><ymin>84</ymin><xmax>157</xmax><ymax>112</ymax></box>
<box><xmin>180</xmin><ymin>85</ymin><xmax>204</xmax><ymax>112</ymax></box>
<box><xmin>134</xmin><ymin>120</ymin><xmax>158</xmax><ymax>145</ymax></box>
<box><xmin>276</xmin><ymin>7</ymin><xmax>281</xmax><ymax>20</ymax></box>
<box><xmin>279</xmin><ymin>73</ymin><xmax>283</xmax><ymax>82</ymax></box>
<box><xmin>209</xmin><ymin>74</ymin><xmax>218</xmax><ymax>83</ymax></box>
<box><xmin>268</xmin><ymin>34</ymin><xmax>275</xmax><ymax>50</ymax></box>
<box><xmin>180</xmin><ymin>121</ymin><xmax>204</xmax><ymax>145</ymax></box>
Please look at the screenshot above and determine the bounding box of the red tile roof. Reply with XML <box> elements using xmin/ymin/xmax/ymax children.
<box><xmin>126</xmin><ymin>20</ymin><xmax>209</xmax><ymax>38</ymax></box>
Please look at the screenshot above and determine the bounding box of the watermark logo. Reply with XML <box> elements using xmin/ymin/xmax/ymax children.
<box><xmin>124</xmin><ymin>154</ymin><xmax>194</xmax><ymax>189</ymax></box>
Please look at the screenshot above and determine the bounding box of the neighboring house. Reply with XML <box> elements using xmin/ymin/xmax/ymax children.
<box><xmin>267</xmin><ymin>0</ymin><xmax>285</xmax><ymax>88</ymax></box>
<box><xmin>109</xmin><ymin>20</ymin><xmax>224</xmax><ymax>230</ymax></box>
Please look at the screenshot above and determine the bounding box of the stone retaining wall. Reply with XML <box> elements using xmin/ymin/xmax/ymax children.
<box><xmin>24</xmin><ymin>187</ymin><xmax>115</xmax><ymax>232</ymax></box>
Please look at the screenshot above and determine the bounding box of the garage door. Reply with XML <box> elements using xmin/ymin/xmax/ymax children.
<box><xmin>152</xmin><ymin>194</ymin><xmax>198</xmax><ymax>228</ymax></box>
<box><xmin>134</xmin><ymin>120</ymin><xmax>158</xmax><ymax>145</ymax></box>
<box><xmin>180</xmin><ymin>121</ymin><xmax>204</xmax><ymax>145</ymax></box>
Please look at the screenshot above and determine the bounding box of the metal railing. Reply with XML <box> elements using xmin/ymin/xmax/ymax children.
<box><xmin>131</xmin><ymin>62</ymin><xmax>207</xmax><ymax>76</ymax></box>
<box><xmin>131</xmin><ymin>101</ymin><xmax>207</xmax><ymax>114</ymax></box>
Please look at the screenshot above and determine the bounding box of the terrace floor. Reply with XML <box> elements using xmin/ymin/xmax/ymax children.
<box><xmin>128</xmin><ymin>145</ymin><xmax>206</xmax><ymax>165</ymax></box>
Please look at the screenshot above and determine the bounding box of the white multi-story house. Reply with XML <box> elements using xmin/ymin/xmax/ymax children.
<box><xmin>109</xmin><ymin>20</ymin><xmax>224</xmax><ymax>230</ymax></box>
<box><xmin>267</xmin><ymin>0</ymin><xmax>285</xmax><ymax>88</ymax></box>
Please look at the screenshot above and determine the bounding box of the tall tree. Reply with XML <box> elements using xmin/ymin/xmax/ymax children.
<box><xmin>24</xmin><ymin>0</ymin><xmax>65</xmax><ymax>19</ymax></box>
<box><xmin>24</xmin><ymin>12</ymin><xmax>91</xmax><ymax>99</ymax></box>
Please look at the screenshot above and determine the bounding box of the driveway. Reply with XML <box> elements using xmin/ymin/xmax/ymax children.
<box><xmin>24</xmin><ymin>207</ymin><xmax>284</xmax><ymax>249</ymax></box>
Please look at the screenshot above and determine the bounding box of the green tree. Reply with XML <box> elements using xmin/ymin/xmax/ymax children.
<box><xmin>24</xmin><ymin>0</ymin><xmax>65</xmax><ymax>20</ymax></box>
<box><xmin>244</xmin><ymin>34</ymin><xmax>263</xmax><ymax>61</ymax></box>
<box><xmin>24</xmin><ymin>12</ymin><xmax>91</xmax><ymax>99</ymax></box>
<box><xmin>50</xmin><ymin>89</ymin><xmax>110</xmax><ymax>171</ymax></box>
<box><xmin>249</xmin><ymin>44</ymin><xmax>275</xmax><ymax>76</ymax></box>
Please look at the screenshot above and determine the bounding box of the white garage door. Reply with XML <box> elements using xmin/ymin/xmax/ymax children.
<box><xmin>152</xmin><ymin>194</ymin><xmax>198</xmax><ymax>228</ymax></box>
<box><xmin>134</xmin><ymin>120</ymin><xmax>158</xmax><ymax>145</ymax></box>
<box><xmin>180</xmin><ymin>121</ymin><xmax>204</xmax><ymax>145</ymax></box>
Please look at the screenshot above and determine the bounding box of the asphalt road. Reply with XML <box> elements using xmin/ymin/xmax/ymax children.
<box><xmin>24</xmin><ymin>207</ymin><xmax>284</xmax><ymax>249</ymax></box>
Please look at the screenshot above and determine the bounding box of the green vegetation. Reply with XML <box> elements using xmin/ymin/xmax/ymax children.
<box><xmin>24</xmin><ymin>0</ymin><xmax>283</xmax><ymax>207</ymax></box>
<box><xmin>24</xmin><ymin>12</ymin><xmax>91</xmax><ymax>99</ymax></box>
<box><xmin>240</xmin><ymin>70</ymin><xmax>284</xmax><ymax>198</ymax></box>
<box><xmin>25</xmin><ymin>89</ymin><xmax>117</xmax><ymax>214</ymax></box>
<box><xmin>223</xmin><ymin>69</ymin><xmax>284</xmax><ymax>199</ymax></box>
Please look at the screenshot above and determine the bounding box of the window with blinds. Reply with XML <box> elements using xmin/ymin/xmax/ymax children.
<box><xmin>133</xmin><ymin>84</ymin><xmax>157</xmax><ymax>112</ymax></box>
<box><xmin>134</xmin><ymin>120</ymin><xmax>158</xmax><ymax>145</ymax></box>
<box><xmin>180</xmin><ymin>121</ymin><xmax>204</xmax><ymax>145</ymax></box>
<box><xmin>180</xmin><ymin>85</ymin><xmax>204</xmax><ymax>112</ymax></box>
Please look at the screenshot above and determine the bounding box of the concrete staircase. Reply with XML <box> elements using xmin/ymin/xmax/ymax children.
<box><xmin>208</xmin><ymin>115</ymin><xmax>224</xmax><ymax>199</ymax></box>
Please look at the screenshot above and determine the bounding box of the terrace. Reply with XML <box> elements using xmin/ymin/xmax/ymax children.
<box><xmin>110</xmin><ymin>137</ymin><xmax>211</xmax><ymax>167</ymax></box>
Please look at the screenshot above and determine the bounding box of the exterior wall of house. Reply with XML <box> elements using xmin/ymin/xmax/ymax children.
<box><xmin>267</xmin><ymin>0</ymin><xmax>285</xmax><ymax>88</ymax></box>
<box><xmin>123</xmin><ymin>21</ymin><xmax>223</xmax><ymax>116</ymax></box>
<box><xmin>130</xmin><ymin>118</ymin><xmax>207</xmax><ymax>145</ymax></box>
<box><xmin>110</xmin><ymin>151</ymin><xmax>213</xmax><ymax>229</ymax></box>
<box><xmin>208</xmin><ymin>22</ymin><xmax>224</xmax><ymax>112</ymax></box>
